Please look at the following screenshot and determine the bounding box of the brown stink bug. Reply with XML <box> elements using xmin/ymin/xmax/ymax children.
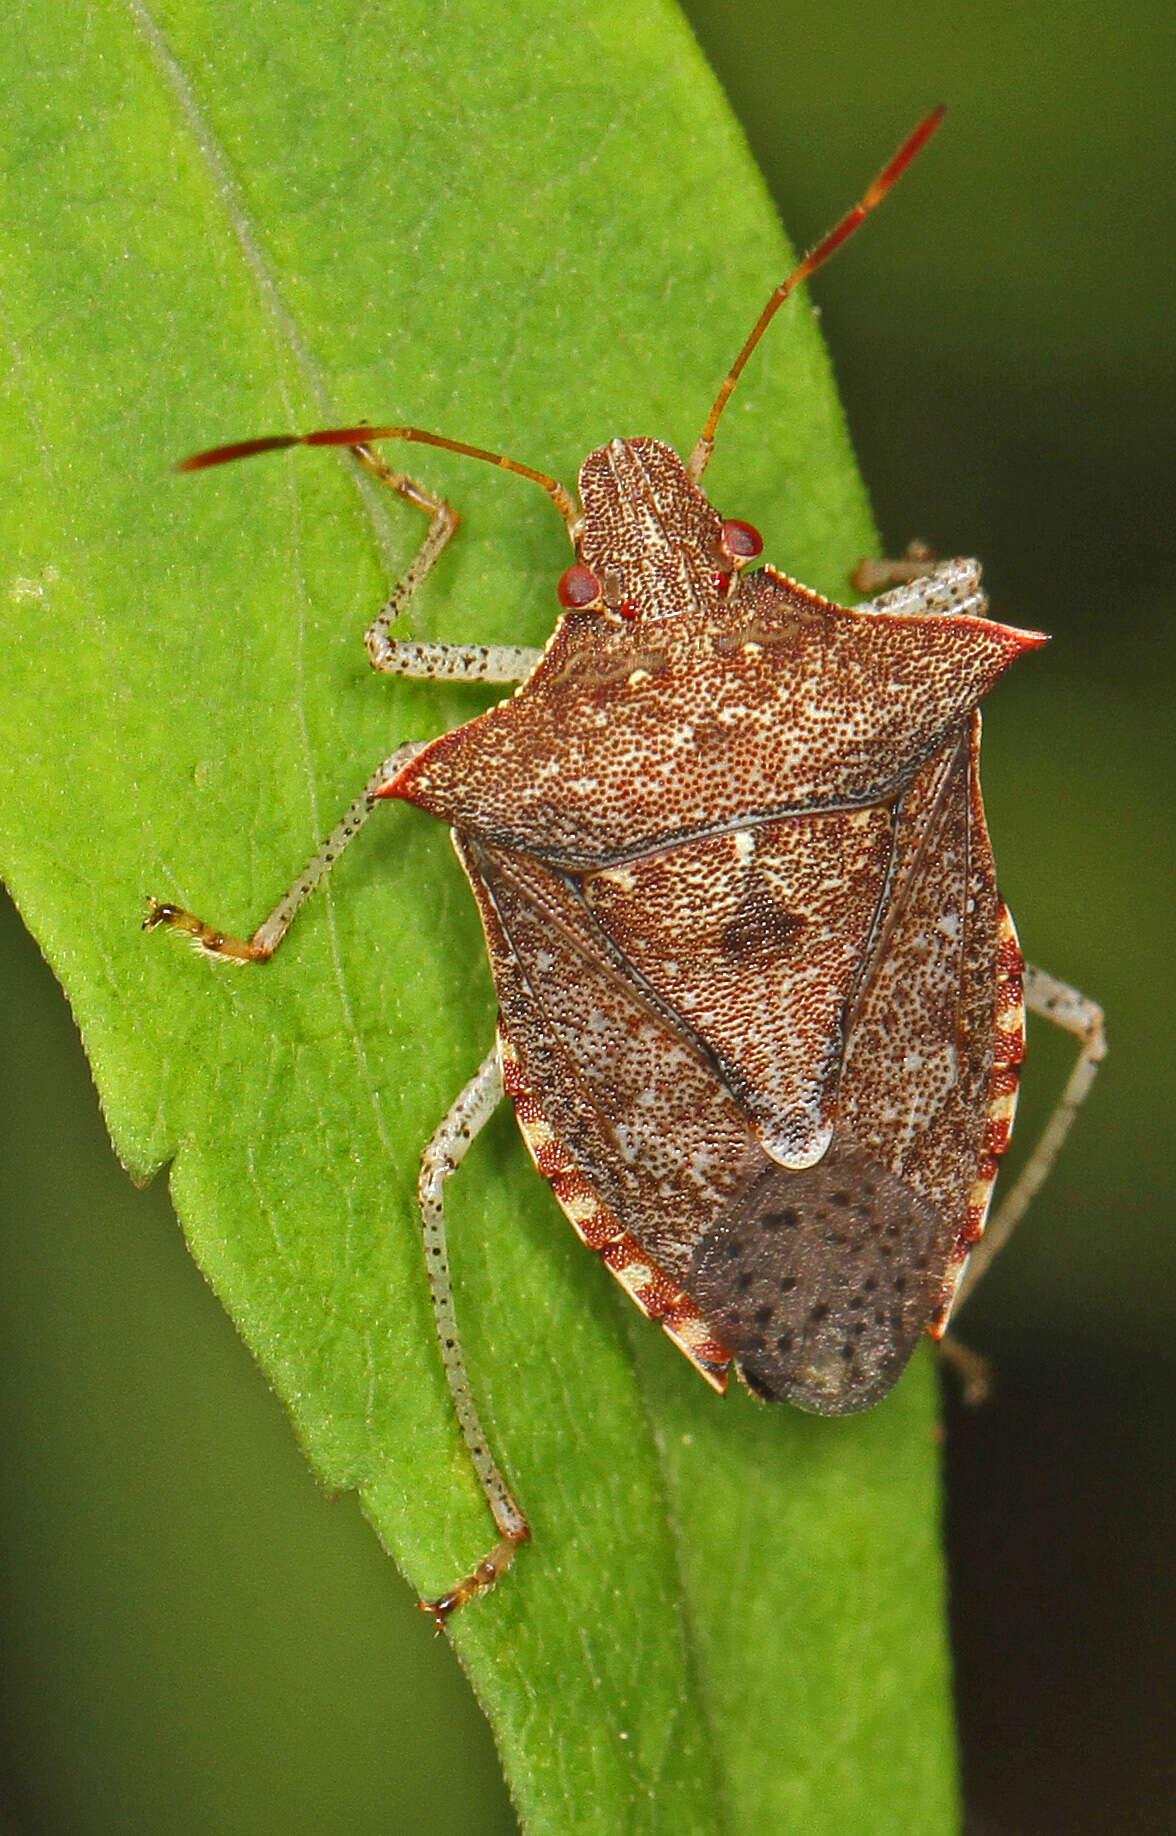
<box><xmin>146</xmin><ymin>109</ymin><xmax>1105</xmax><ymax>1622</ymax></box>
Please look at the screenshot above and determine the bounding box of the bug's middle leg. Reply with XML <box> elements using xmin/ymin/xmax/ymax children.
<box><xmin>851</xmin><ymin>541</ymin><xmax>938</xmax><ymax>596</ymax></box>
<box><xmin>143</xmin><ymin>742</ymin><xmax>427</xmax><ymax>961</ymax></box>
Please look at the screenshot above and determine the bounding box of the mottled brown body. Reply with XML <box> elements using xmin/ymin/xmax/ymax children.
<box><xmin>383</xmin><ymin>436</ymin><xmax>1040</xmax><ymax>1413</ymax></box>
<box><xmin>149</xmin><ymin>109</ymin><xmax>1104</xmax><ymax>1616</ymax></box>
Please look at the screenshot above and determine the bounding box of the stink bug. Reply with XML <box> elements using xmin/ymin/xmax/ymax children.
<box><xmin>146</xmin><ymin>109</ymin><xmax>1105</xmax><ymax>1622</ymax></box>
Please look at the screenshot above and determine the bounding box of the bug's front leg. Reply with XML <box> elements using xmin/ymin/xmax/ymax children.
<box><xmin>850</xmin><ymin>541</ymin><xmax>938</xmax><ymax>597</ymax></box>
<box><xmin>853</xmin><ymin>555</ymin><xmax>988</xmax><ymax>623</ymax></box>
<box><xmin>352</xmin><ymin>442</ymin><xmax>541</xmax><ymax>686</ymax></box>
<box><xmin>143</xmin><ymin>743</ymin><xmax>426</xmax><ymax>961</ymax></box>
<box><xmin>416</xmin><ymin>1050</ymin><xmax>530</xmax><ymax>1625</ymax></box>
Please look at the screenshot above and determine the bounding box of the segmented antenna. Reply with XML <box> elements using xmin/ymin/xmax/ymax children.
<box><xmin>687</xmin><ymin>106</ymin><xmax>946</xmax><ymax>482</ymax></box>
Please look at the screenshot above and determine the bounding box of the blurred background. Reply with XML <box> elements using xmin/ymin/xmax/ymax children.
<box><xmin>2</xmin><ymin>2</ymin><xmax>1171</xmax><ymax>1831</ymax></box>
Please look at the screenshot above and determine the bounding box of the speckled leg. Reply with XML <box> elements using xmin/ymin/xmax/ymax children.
<box><xmin>853</xmin><ymin>557</ymin><xmax>987</xmax><ymax>624</ymax></box>
<box><xmin>417</xmin><ymin>1050</ymin><xmax>530</xmax><ymax>1624</ymax></box>
<box><xmin>352</xmin><ymin>442</ymin><xmax>541</xmax><ymax>684</ymax></box>
<box><xmin>144</xmin><ymin>743</ymin><xmax>427</xmax><ymax>961</ymax></box>
<box><xmin>145</xmin><ymin>444</ymin><xmax>542</xmax><ymax>961</ymax></box>
<box><xmin>953</xmin><ymin>965</ymin><xmax>1106</xmax><ymax>1312</ymax></box>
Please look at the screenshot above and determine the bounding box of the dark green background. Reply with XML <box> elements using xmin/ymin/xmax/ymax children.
<box><xmin>3</xmin><ymin>2</ymin><xmax>1171</xmax><ymax>1832</ymax></box>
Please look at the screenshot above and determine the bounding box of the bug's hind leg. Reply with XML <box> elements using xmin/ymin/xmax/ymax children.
<box><xmin>936</xmin><ymin>1333</ymin><xmax>995</xmax><ymax>1407</ymax></box>
<box><xmin>143</xmin><ymin>742</ymin><xmax>426</xmax><ymax>961</ymax></box>
<box><xmin>417</xmin><ymin>1050</ymin><xmax>530</xmax><ymax>1625</ymax></box>
<box><xmin>953</xmin><ymin>965</ymin><xmax>1106</xmax><ymax>1315</ymax></box>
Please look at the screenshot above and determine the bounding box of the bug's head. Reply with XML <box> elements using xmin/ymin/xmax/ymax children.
<box><xmin>555</xmin><ymin>436</ymin><xmax>763</xmax><ymax>623</ymax></box>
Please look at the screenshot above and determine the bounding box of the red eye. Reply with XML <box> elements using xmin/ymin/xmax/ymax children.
<box><xmin>557</xmin><ymin>563</ymin><xmax>603</xmax><ymax>608</ymax></box>
<box><xmin>721</xmin><ymin>518</ymin><xmax>763</xmax><ymax>561</ymax></box>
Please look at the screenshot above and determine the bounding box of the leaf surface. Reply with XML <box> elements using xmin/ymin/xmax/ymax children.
<box><xmin>0</xmin><ymin>3</ymin><xmax>957</xmax><ymax>1830</ymax></box>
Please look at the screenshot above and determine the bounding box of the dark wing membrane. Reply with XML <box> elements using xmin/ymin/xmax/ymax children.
<box><xmin>687</xmin><ymin>1135</ymin><xmax>946</xmax><ymax>1413</ymax></box>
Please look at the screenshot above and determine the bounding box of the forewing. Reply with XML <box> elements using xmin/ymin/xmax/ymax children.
<box><xmin>453</xmin><ymin>834</ymin><xmax>761</xmax><ymax>1273</ymax></box>
<box><xmin>839</xmin><ymin>718</ymin><xmax>1008</xmax><ymax>1319</ymax></box>
<box><xmin>684</xmin><ymin>728</ymin><xmax>1009</xmax><ymax>1413</ymax></box>
<box><xmin>454</xmin><ymin>821</ymin><xmax>969</xmax><ymax>1419</ymax></box>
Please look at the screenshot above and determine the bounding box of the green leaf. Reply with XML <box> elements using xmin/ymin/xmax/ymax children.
<box><xmin>1</xmin><ymin>3</ymin><xmax>957</xmax><ymax>1831</ymax></box>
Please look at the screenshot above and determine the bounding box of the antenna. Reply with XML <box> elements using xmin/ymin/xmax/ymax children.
<box><xmin>177</xmin><ymin>424</ymin><xmax>578</xmax><ymax>529</ymax></box>
<box><xmin>687</xmin><ymin>106</ymin><xmax>946</xmax><ymax>483</ymax></box>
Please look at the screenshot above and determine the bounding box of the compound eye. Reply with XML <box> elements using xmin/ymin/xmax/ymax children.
<box><xmin>720</xmin><ymin>518</ymin><xmax>763</xmax><ymax>563</ymax></box>
<box><xmin>557</xmin><ymin>563</ymin><xmax>603</xmax><ymax>608</ymax></box>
